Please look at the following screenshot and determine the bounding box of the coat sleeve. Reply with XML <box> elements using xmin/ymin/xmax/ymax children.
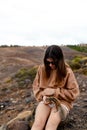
<box><xmin>56</xmin><ymin>69</ymin><xmax>80</xmax><ymax>103</ymax></box>
<box><xmin>32</xmin><ymin>66</ymin><xmax>43</xmax><ymax>101</ymax></box>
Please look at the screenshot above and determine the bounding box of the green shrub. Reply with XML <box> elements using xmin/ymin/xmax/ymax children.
<box><xmin>27</xmin><ymin>67</ymin><xmax>37</xmax><ymax>82</ymax></box>
<box><xmin>67</xmin><ymin>45</ymin><xmax>87</xmax><ymax>53</ymax></box>
<box><xmin>68</xmin><ymin>55</ymin><xmax>87</xmax><ymax>76</ymax></box>
<box><xmin>5</xmin><ymin>77</ymin><xmax>12</xmax><ymax>83</ymax></box>
<box><xmin>75</xmin><ymin>68</ymin><xmax>87</xmax><ymax>76</ymax></box>
<box><xmin>72</xmin><ymin>56</ymin><xmax>83</xmax><ymax>63</ymax></box>
<box><xmin>15</xmin><ymin>66</ymin><xmax>38</xmax><ymax>85</ymax></box>
<box><xmin>69</xmin><ymin>62</ymin><xmax>81</xmax><ymax>70</ymax></box>
<box><xmin>79</xmin><ymin>57</ymin><xmax>87</xmax><ymax>66</ymax></box>
<box><xmin>68</xmin><ymin>55</ymin><xmax>87</xmax><ymax>70</ymax></box>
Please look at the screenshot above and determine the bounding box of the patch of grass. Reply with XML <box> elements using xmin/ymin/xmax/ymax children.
<box><xmin>5</xmin><ymin>77</ymin><xmax>13</xmax><ymax>83</ymax></box>
<box><xmin>27</xmin><ymin>67</ymin><xmax>37</xmax><ymax>82</ymax></box>
<box><xmin>68</xmin><ymin>55</ymin><xmax>87</xmax><ymax>76</ymax></box>
<box><xmin>75</xmin><ymin>68</ymin><xmax>87</xmax><ymax>76</ymax></box>
<box><xmin>69</xmin><ymin>56</ymin><xmax>82</xmax><ymax>70</ymax></box>
<box><xmin>67</xmin><ymin>45</ymin><xmax>87</xmax><ymax>53</ymax></box>
<box><xmin>72</xmin><ymin>56</ymin><xmax>83</xmax><ymax>63</ymax></box>
<box><xmin>69</xmin><ymin>62</ymin><xmax>81</xmax><ymax>70</ymax></box>
<box><xmin>15</xmin><ymin>66</ymin><xmax>38</xmax><ymax>87</ymax></box>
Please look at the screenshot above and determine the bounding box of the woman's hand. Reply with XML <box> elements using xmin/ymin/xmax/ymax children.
<box><xmin>42</xmin><ymin>88</ymin><xmax>56</xmax><ymax>96</ymax></box>
<box><xmin>43</xmin><ymin>96</ymin><xmax>50</xmax><ymax>105</ymax></box>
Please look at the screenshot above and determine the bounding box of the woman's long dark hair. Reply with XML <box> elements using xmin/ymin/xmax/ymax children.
<box><xmin>44</xmin><ymin>45</ymin><xmax>67</xmax><ymax>81</ymax></box>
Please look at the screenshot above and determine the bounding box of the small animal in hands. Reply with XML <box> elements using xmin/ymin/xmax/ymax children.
<box><xmin>46</xmin><ymin>96</ymin><xmax>61</xmax><ymax>111</ymax></box>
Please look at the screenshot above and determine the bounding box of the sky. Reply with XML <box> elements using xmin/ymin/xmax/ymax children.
<box><xmin>0</xmin><ymin>0</ymin><xmax>87</xmax><ymax>46</ymax></box>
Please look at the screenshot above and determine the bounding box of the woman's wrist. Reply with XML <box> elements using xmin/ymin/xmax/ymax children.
<box><xmin>55</xmin><ymin>88</ymin><xmax>60</xmax><ymax>97</ymax></box>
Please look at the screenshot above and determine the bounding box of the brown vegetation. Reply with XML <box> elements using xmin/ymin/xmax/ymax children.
<box><xmin>0</xmin><ymin>46</ymin><xmax>87</xmax><ymax>130</ymax></box>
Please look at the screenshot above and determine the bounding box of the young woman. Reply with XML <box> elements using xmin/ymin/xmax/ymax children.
<box><xmin>31</xmin><ymin>45</ymin><xmax>80</xmax><ymax>130</ymax></box>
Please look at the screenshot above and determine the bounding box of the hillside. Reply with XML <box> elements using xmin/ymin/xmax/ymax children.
<box><xmin>0</xmin><ymin>46</ymin><xmax>87</xmax><ymax>130</ymax></box>
<box><xmin>0</xmin><ymin>46</ymin><xmax>83</xmax><ymax>79</ymax></box>
<box><xmin>0</xmin><ymin>46</ymin><xmax>44</xmax><ymax>80</ymax></box>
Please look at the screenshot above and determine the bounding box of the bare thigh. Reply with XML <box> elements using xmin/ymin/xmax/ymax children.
<box><xmin>45</xmin><ymin>107</ymin><xmax>61</xmax><ymax>130</ymax></box>
<box><xmin>33</xmin><ymin>102</ymin><xmax>51</xmax><ymax>128</ymax></box>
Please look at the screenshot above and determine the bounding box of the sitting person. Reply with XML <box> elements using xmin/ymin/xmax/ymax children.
<box><xmin>31</xmin><ymin>45</ymin><xmax>80</xmax><ymax>130</ymax></box>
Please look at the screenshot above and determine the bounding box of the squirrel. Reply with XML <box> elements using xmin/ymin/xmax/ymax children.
<box><xmin>45</xmin><ymin>96</ymin><xmax>61</xmax><ymax>112</ymax></box>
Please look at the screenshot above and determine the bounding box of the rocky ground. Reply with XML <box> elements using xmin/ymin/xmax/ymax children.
<box><xmin>0</xmin><ymin>46</ymin><xmax>87</xmax><ymax>130</ymax></box>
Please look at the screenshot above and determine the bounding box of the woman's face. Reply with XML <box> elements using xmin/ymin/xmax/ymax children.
<box><xmin>46</xmin><ymin>58</ymin><xmax>56</xmax><ymax>70</ymax></box>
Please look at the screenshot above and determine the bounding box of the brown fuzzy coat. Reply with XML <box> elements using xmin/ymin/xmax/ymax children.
<box><xmin>32</xmin><ymin>64</ymin><xmax>80</xmax><ymax>109</ymax></box>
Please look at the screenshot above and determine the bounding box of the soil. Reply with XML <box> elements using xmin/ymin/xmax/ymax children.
<box><xmin>0</xmin><ymin>46</ymin><xmax>87</xmax><ymax>130</ymax></box>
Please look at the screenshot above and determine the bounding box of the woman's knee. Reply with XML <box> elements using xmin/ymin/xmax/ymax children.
<box><xmin>45</xmin><ymin>124</ymin><xmax>57</xmax><ymax>130</ymax></box>
<box><xmin>32</xmin><ymin>102</ymin><xmax>51</xmax><ymax>130</ymax></box>
<box><xmin>32</xmin><ymin>120</ymin><xmax>44</xmax><ymax>129</ymax></box>
<box><xmin>45</xmin><ymin>121</ymin><xmax>59</xmax><ymax>130</ymax></box>
<box><xmin>45</xmin><ymin>110</ymin><xmax>61</xmax><ymax>130</ymax></box>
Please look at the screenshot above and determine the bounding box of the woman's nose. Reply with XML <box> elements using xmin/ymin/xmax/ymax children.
<box><xmin>49</xmin><ymin>63</ymin><xmax>53</xmax><ymax>67</ymax></box>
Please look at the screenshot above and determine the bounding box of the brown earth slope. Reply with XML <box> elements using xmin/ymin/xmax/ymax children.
<box><xmin>0</xmin><ymin>46</ymin><xmax>87</xmax><ymax>130</ymax></box>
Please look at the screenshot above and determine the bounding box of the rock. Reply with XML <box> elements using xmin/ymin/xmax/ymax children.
<box><xmin>0</xmin><ymin>124</ymin><xmax>8</xmax><ymax>130</ymax></box>
<box><xmin>8</xmin><ymin>120</ymin><xmax>30</xmax><ymax>130</ymax></box>
<box><xmin>7</xmin><ymin>110</ymin><xmax>34</xmax><ymax>125</ymax></box>
<box><xmin>0</xmin><ymin>109</ymin><xmax>35</xmax><ymax>130</ymax></box>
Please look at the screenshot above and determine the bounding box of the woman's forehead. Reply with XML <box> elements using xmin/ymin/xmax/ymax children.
<box><xmin>46</xmin><ymin>58</ymin><xmax>54</xmax><ymax>61</ymax></box>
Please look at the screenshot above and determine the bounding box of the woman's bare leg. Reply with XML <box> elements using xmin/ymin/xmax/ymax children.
<box><xmin>45</xmin><ymin>107</ymin><xmax>61</xmax><ymax>130</ymax></box>
<box><xmin>31</xmin><ymin>102</ymin><xmax>51</xmax><ymax>130</ymax></box>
